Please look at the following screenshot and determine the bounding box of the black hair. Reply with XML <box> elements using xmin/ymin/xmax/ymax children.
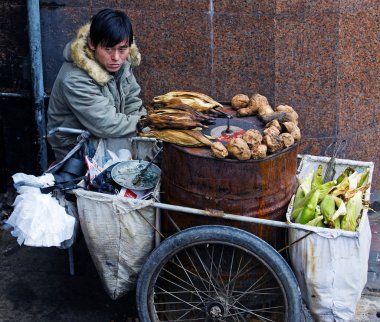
<box><xmin>90</xmin><ymin>8</ymin><xmax>133</xmax><ymax>48</ymax></box>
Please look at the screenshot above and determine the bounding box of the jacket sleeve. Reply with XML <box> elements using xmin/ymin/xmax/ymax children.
<box><xmin>61</xmin><ymin>71</ymin><xmax>143</xmax><ymax>138</ymax></box>
<box><xmin>121</xmin><ymin>68</ymin><xmax>146</xmax><ymax>119</ymax></box>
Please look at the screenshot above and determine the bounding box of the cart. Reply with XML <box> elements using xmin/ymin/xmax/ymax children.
<box><xmin>46</xmin><ymin>128</ymin><xmax>303</xmax><ymax>322</ymax></box>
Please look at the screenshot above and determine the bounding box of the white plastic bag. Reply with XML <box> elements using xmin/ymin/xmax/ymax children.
<box><xmin>6</xmin><ymin>173</ymin><xmax>75</xmax><ymax>247</ymax></box>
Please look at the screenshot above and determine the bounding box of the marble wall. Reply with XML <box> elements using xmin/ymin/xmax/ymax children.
<box><xmin>273</xmin><ymin>0</ymin><xmax>379</xmax><ymax>200</ymax></box>
<box><xmin>1</xmin><ymin>1</ymin><xmax>379</xmax><ymax>200</ymax></box>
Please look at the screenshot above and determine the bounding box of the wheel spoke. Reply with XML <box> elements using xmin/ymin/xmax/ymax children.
<box><xmin>157</xmin><ymin>266</ymin><xmax>215</xmax><ymax>302</ymax></box>
<box><xmin>161</xmin><ymin>249</ymin><xmax>213</xmax><ymax>304</ymax></box>
<box><xmin>155</xmin><ymin>272</ymin><xmax>214</xmax><ymax>307</ymax></box>
<box><xmin>162</xmin><ymin>259</ymin><xmax>217</xmax><ymax>290</ymax></box>
<box><xmin>228</xmin><ymin>300</ymin><xmax>285</xmax><ymax>319</ymax></box>
<box><xmin>231</xmin><ymin>271</ymin><xmax>274</xmax><ymax>304</ymax></box>
<box><xmin>155</xmin><ymin>296</ymin><xmax>208</xmax><ymax>322</ymax></box>
<box><xmin>184</xmin><ymin>245</ymin><xmax>224</xmax><ymax>296</ymax></box>
<box><xmin>157</xmin><ymin>245</ymin><xmax>286</xmax><ymax>321</ymax></box>
<box><xmin>223</xmin><ymin>256</ymin><xmax>265</xmax><ymax>292</ymax></box>
<box><xmin>228</xmin><ymin>250</ymin><xmax>244</xmax><ymax>296</ymax></box>
<box><xmin>154</xmin><ymin>284</ymin><xmax>204</xmax><ymax>312</ymax></box>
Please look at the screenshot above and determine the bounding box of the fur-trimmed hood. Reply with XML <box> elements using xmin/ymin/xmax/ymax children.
<box><xmin>67</xmin><ymin>23</ymin><xmax>141</xmax><ymax>86</ymax></box>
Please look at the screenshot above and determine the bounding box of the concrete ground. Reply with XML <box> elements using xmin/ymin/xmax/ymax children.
<box><xmin>0</xmin><ymin>195</ymin><xmax>379</xmax><ymax>321</ymax></box>
<box><xmin>0</xmin><ymin>230</ymin><xmax>139</xmax><ymax>322</ymax></box>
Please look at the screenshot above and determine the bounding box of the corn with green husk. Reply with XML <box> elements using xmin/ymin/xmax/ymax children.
<box><xmin>344</xmin><ymin>183</ymin><xmax>370</xmax><ymax>200</ymax></box>
<box><xmin>333</xmin><ymin>218</ymin><xmax>341</xmax><ymax>229</ymax></box>
<box><xmin>331</xmin><ymin>176</ymin><xmax>350</xmax><ymax>198</ymax></box>
<box><xmin>341</xmin><ymin>190</ymin><xmax>363</xmax><ymax>231</ymax></box>
<box><xmin>292</xmin><ymin>169</ymin><xmax>314</xmax><ymax>212</ymax></box>
<box><xmin>357</xmin><ymin>168</ymin><xmax>370</xmax><ymax>188</ymax></box>
<box><xmin>291</xmin><ymin>173</ymin><xmax>311</xmax><ymax>220</ymax></box>
<box><xmin>331</xmin><ymin>196</ymin><xmax>346</xmax><ymax>229</ymax></box>
<box><xmin>299</xmin><ymin>172</ymin><xmax>313</xmax><ymax>196</ymax></box>
<box><xmin>293</xmin><ymin>185</ymin><xmax>305</xmax><ymax>205</ymax></box>
<box><xmin>320</xmin><ymin>194</ymin><xmax>336</xmax><ymax>227</ymax></box>
<box><xmin>345</xmin><ymin>168</ymin><xmax>370</xmax><ymax>190</ymax></box>
<box><xmin>317</xmin><ymin>207</ymin><xmax>326</xmax><ymax>227</ymax></box>
<box><xmin>311</xmin><ymin>165</ymin><xmax>323</xmax><ymax>190</ymax></box>
<box><xmin>336</xmin><ymin>166</ymin><xmax>355</xmax><ymax>184</ymax></box>
<box><xmin>348</xmin><ymin>171</ymin><xmax>362</xmax><ymax>189</ymax></box>
<box><xmin>339</xmin><ymin>168</ymin><xmax>370</xmax><ymax>200</ymax></box>
<box><xmin>306</xmin><ymin>215</ymin><xmax>324</xmax><ymax>227</ymax></box>
<box><xmin>295</xmin><ymin>190</ymin><xmax>320</xmax><ymax>224</ymax></box>
<box><xmin>291</xmin><ymin>180</ymin><xmax>336</xmax><ymax>220</ymax></box>
<box><xmin>291</xmin><ymin>164</ymin><xmax>370</xmax><ymax>231</ymax></box>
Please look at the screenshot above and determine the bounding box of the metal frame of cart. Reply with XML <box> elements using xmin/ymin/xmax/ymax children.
<box><xmin>48</xmin><ymin>128</ymin><xmax>304</xmax><ymax>322</ymax></box>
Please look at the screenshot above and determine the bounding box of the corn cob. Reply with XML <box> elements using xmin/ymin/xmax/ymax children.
<box><xmin>153</xmin><ymin>91</ymin><xmax>223</xmax><ymax>113</ymax></box>
<box><xmin>331</xmin><ymin>196</ymin><xmax>346</xmax><ymax>228</ymax></box>
<box><xmin>169</xmin><ymin>91</ymin><xmax>223</xmax><ymax>107</ymax></box>
<box><xmin>331</xmin><ymin>176</ymin><xmax>349</xmax><ymax>197</ymax></box>
<box><xmin>137</xmin><ymin>129</ymin><xmax>213</xmax><ymax>147</ymax></box>
<box><xmin>357</xmin><ymin>168</ymin><xmax>370</xmax><ymax>188</ymax></box>
<box><xmin>311</xmin><ymin>165</ymin><xmax>323</xmax><ymax>190</ymax></box>
<box><xmin>146</xmin><ymin>102</ymin><xmax>217</xmax><ymax>130</ymax></box>
<box><xmin>182</xmin><ymin>130</ymin><xmax>214</xmax><ymax>146</ymax></box>
<box><xmin>291</xmin><ymin>185</ymin><xmax>307</xmax><ymax>220</ymax></box>
<box><xmin>336</xmin><ymin>166</ymin><xmax>355</xmax><ymax>184</ymax></box>
<box><xmin>291</xmin><ymin>180</ymin><xmax>335</xmax><ymax>220</ymax></box>
<box><xmin>346</xmin><ymin>169</ymin><xmax>370</xmax><ymax>190</ymax></box>
<box><xmin>295</xmin><ymin>190</ymin><xmax>320</xmax><ymax>224</ymax></box>
<box><xmin>344</xmin><ymin>183</ymin><xmax>370</xmax><ymax>200</ymax></box>
<box><xmin>320</xmin><ymin>194</ymin><xmax>336</xmax><ymax>227</ymax></box>
<box><xmin>147</xmin><ymin>111</ymin><xmax>203</xmax><ymax>129</ymax></box>
<box><xmin>341</xmin><ymin>190</ymin><xmax>363</xmax><ymax>231</ymax></box>
<box><xmin>292</xmin><ymin>165</ymin><xmax>371</xmax><ymax>230</ymax></box>
<box><xmin>152</xmin><ymin>103</ymin><xmax>214</xmax><ymax>122</ymax></box>
<box><xmin>306</xmin><ymin>215</ymin><xmax>324</xmax><ymax>227</ymax></box>
<box><xmin>334</xmin><ymin>217</ymin><xmax>341</xmax><ymax>229</ymax></box>
<box><xmin>299</xmin><ymin>172</ymin><xmax>313</xmax><ymax>197</ymax></box>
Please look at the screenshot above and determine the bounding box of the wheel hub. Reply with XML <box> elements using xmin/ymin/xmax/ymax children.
<box><xmin>207</xmin><ymin>302</ymin><xmax>224</xmax><ymax>318</ymax></box>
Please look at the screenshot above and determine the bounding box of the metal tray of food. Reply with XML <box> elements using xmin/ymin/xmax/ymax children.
<box><xmin>111</xmin><ymin>160</ymin><xmax>161</xmax><ymax>190</ymax></box>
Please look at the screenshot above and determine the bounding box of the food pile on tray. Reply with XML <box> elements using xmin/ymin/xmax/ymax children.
<box><xmin>137</xmin><ymin>91</ymin><xmax>301</xmax><ymax>160</ymax></box>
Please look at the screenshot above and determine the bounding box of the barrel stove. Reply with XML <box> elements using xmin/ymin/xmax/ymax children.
<box><xmin>160</xmin><ymin>141</ymin><xmax>298</xmax><ymax>250</ymax></box>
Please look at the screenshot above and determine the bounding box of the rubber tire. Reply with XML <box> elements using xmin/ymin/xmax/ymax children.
<box><xmin>136</xmin><ymin>225</ymin><xmax>302</xmax><ymax>322</ymax></box>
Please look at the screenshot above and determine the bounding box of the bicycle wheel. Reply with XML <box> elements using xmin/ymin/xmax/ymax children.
<box><xmin>136</xmin><ymin>225</ymin><xmax>301</xmax><ymax>322</ymax></box>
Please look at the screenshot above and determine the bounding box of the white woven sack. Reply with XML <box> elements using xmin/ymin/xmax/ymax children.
<box><xmin>287</xmin><ymin>211</ymin><xmax>371</xmax><ymax>321</ymax></box>
<box><xmin>74</xmin><ymin>189</ymin><xmax>156</xmax><ymax>300</ymax></box>
<box><xmin>287</xmin><ymin>155</ymin><xmax>374</xmax><ymax>321</ymax></box>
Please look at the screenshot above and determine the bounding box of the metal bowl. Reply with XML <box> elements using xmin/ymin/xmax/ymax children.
<box><xmin>111</xmin><ymin>160</ymin><xmax>161</xmax><ymax>190</ymax></box>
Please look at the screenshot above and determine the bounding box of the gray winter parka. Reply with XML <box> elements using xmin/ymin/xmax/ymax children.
<box><xmin>47</xmin><ymin>23</ymin><xmax>145</xmax><ymax>161</ymax></box>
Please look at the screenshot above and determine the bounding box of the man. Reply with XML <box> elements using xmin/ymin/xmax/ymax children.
<box><xmin>47</xmin><ymin>8</ymin><xmax>145</xmax><ymax>161</ymax></box>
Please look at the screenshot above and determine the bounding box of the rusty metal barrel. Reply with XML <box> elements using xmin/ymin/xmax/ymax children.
<box><xmin>160</xmin><ymin>142</ymin><xmax>299</xmax><ymax>250</ymax></box>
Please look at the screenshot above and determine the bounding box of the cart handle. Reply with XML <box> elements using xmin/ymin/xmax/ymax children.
<box><xmin>48</xmin><ymin>127</ymin><xmax>88</xmax><ymax>136</ymax></box>
<box><xmin>151</xmin><ymin>202</ymin><xmax>291</xmax><ymax>229</ymax></box>
<box><xmin>151</xmin><ymin>202</ymin><xmax>359</xmax><ymax>237</ymax></box>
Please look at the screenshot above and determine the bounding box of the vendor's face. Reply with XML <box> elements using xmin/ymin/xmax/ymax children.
<box><xmin>88</xmin><ymin>39</ymin><xmax>130</xmax><ymax>73</ymax></box>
